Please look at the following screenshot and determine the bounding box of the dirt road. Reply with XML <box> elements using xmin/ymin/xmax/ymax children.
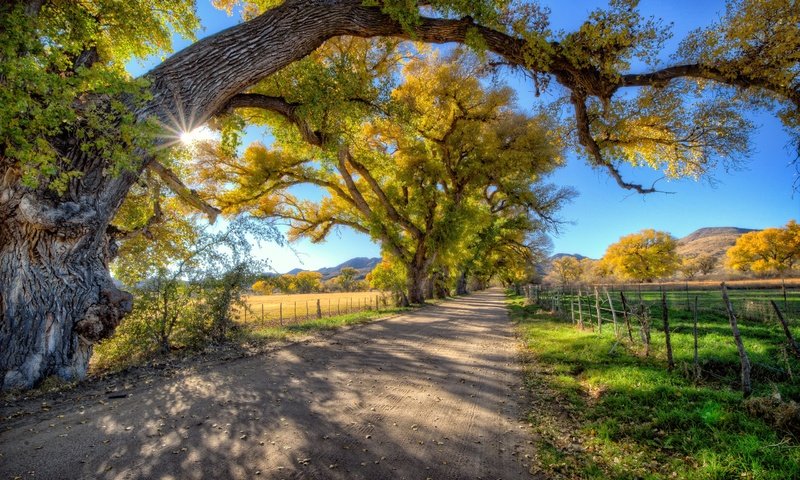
<box><xmin>1</xmin><ymin>289</ymin><xmax>534</xmax><ymax>479</ymax></box>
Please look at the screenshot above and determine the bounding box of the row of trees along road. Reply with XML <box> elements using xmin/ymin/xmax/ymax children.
<box><xmin>548</xmin><ymin>221</ymin><xmax>800</xmax><ymax>285</ymax></box>
<box><xmin>1</xmin><ymin>0</ymin><xmax>798</xmax><ymax>389</ymax></box>
<box><xmin>193</xmin><ymin>44</ymin><xmax>568</xmax><ymax>305</ymax></box>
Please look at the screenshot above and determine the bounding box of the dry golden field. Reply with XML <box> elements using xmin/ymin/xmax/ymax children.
<box><xmin>239</xmin><ymin>291</ymin><xmax>391</xmax><ymax>325</ymax></box>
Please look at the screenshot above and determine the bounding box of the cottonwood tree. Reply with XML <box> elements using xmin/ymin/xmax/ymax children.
<box><xmin>290</xmin><ymin>272</ymin><xmax>324</xmax><ymax>294</ymax></box>
<box><xmin>199</xmin><ymin>48</ymin><xmax>564</xmax><ymax>303</ymax></box>
<box><xmin>366</xmin><ymin>255</ymin><xmax>408</xmax><ymax>305</ymax></box>
<box><xmin>547</xmin><ymin>256</ymin><xmax>584</xmax><ymax>286</ymax></box>
<box><xmin>601</xmin><ymin>229</ymin><xmax>681</xmax><ymax>282</ymax></box>
<box><xmin>472</xmin><ymin>225</ymin><xmax>553</xmax><ymax>294</ymax></box>
<box><xmin>1</xmin><ymin>0</ymin><xmax>798</xmax><ymax>388</ymax></box>
<box><xmin>726</xmin><ymin>220</ymin><xmax>800</xmax><ymax>277</ymax></box>
<box><xmin>337</xmin><ymin>267</ymin><xmax>359</xmax><ymax>292</ymax></box>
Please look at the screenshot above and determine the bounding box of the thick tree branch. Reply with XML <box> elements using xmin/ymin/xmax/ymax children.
<box><xmin>335</xmin><ymin>146</ymin><xmax>375</xmax><ymax>219</ymax></box>
<box><xmin>570</xmin><ymin>92</ymin><xmax>664</xmax><ymax>194</ymax></box>
<box><xmin>621</xmin><ymin>63</ymin><xmax>800</xmax><ymax>110</ymax></box>
<box><xmin>345</xmin><ymin>155</ymin><xmax>423</xmax><ymax>241</ymax></box>
<box><xmin>147</xmin><ymin>161</ymin><xmax>221</xmax><ymax>223</ymax></box>
<box><xmin>222</xmin><ymin>93</ymin><xmax>325</xmax><ymax>146</ymax></box>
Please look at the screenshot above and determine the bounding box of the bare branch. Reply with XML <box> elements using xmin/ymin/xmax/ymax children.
<box><xmin>621</xmin><ymin>64</ymin><xmax>800</xmax><ymax>110</ymax></box>
<box><xmin>147</xmin><ymin>161</ymin><xmax>221</xmax><ymax>223</ymax></box>
<box><xmin>221</xmin><ymin>93</ymin><xmax>324</xmax><ymax>146</ymax></box>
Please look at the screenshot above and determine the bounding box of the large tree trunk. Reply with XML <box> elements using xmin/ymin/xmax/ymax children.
<box><xmin>455</xmin><ymin>270</ymin><xmax>468</xmax><ymax>296</ymax></box>
<box><xmin>0</xmin><ymin>188</ymin><xmax>131</xmax><ymax>389</ymax></box>
<box><xmin>406</xmin><ymin>266</ymin><xmax>428</xmax><ymax>305</ymax></box>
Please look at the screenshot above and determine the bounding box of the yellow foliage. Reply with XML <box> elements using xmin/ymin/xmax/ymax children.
<box><xmin>548</xmin><ymin>256</ymin><xmax>583</xmax><ymax>286</ymax></box>
<box><xmin>726</xmin><ymin>220</ymin><xmax>800</xmax><ymax>276</ymax></box>
<box><xmin>601</xmin><ymin>229</ymin><xmax>680</xmax><ymax>282</ymax></box>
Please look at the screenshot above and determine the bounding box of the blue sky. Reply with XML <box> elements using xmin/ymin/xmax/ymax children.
<box><xmin>128</xmin><ymin>1</ymin><xmax>799</xmax><ymax>271</ymax></box>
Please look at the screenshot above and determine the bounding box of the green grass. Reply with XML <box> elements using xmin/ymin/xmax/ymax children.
<box><xmin>509</xmin><ymin>295</ymin><xmax>800</xmax><ymax>480</ymax></box>
<box><xmin>239</xmin><ymin>306</ymin><xmax>409</xmax><ymax>343</ymax></box>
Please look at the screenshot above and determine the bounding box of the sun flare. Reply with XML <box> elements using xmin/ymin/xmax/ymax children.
<box><xmin>180</xmin><ymin>126</ymin><xmax>216</xmax><ymax>146</ymax></box>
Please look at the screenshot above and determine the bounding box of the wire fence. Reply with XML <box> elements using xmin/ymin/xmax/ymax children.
<box><xmin>235</xmin><ymin>292</ymin><xmax>393</xmax><ymax>328</ymax></box>
<box><xmin>529</xmin><ymin>282</ymin><xmax>800</xmax><ymax>324</ymax></box>
<box><xmin>522</xmin><ymin>282</ymin><xmax>800</xmax><ymax>394</ymax></box>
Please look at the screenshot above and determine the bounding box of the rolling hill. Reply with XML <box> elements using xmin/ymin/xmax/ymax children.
<box><xmin>286</xmin><ymin>257</ymin><xmax>381</xmax><ymax>280</ymax></box>
<box><xmin>676</xmin><ymin>227</ymin><xmax>757</xmax><ymax>273</ymax></box>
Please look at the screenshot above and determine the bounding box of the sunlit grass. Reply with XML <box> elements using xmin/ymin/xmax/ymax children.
<box><xmin>509</xmin><ymin>295</ymin><xmax>800</xmax><ymax>479</ymax></box>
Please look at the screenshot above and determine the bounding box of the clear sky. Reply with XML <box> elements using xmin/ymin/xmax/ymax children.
<box><xmin>128</xmin><ymin>1</ymin><xmax>799</xmax><ymax>272</ymax></box>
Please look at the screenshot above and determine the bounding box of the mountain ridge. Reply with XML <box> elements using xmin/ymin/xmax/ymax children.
<box><xmin>285</xmin><ymin>257</ymin><xmax>381</xmax><ymax>280</ymax></box>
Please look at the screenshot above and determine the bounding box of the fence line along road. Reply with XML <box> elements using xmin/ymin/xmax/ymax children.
<box><xmin>521</xmin><ymin>282</ymin><xmax>799</xmax><ymax>396</ymax></box>
<box><xmin>237</xmin><ymin>292</ymin><xmax>393</xmax><ymax>327</ymax></box>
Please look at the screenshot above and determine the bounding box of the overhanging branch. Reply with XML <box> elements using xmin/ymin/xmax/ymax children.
<box><xmin>147</xmin><ymin>161</ymin><xmax>221</xmax><ymax>223</ymax></box>
<box><xmin>570</xmin><ymin>92</ymin><xmax>667</xmax><ymax>195</ymax></box>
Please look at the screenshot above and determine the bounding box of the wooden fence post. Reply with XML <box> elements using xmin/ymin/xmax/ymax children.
<box><xmin>261</xmin><ymin>304</ymin><xmax>264</xmax><ymax>323</ymax></box>
<box><xmin>604</xmin><ymin>287</ymin><xmax>618</xmax><ymax>338</ymax></box>
<box><xmin>577</xmin><ymin>289</ymin><xmax>584</xmax><ymax>329</ymax></box>
<box><xmin>770</xmin><ymin>300</ymin><xmax>800</xmax><ymax>357</ymax></box>
<box><xmin>641</xmin><ymin>306</ymin><xmax>651</xmax><ymax>357</ymax></box>
<box><xmin>594</xmin><ymin>287</ymin><xmax>602</xmax><ymax>334</ymax></box>
<box><xmin>782</xmin><ymin>277</ymin><xmax>788</xmax><ymax>309</ymax></box>
<box><xmin>279</xmin><ymin>303</ymin><xmax>283</xmax><ymax>326</ymax></box>
<box><xmin>685</xmin><ymin>282</ymin><xmax>690</xmax><ymax>311</ymax></box>
<box><xmin>662</xmin><ymin>289</ymin><xmax>675</xmax><ymax>371</ymax></box>
<box><xmin>316</xmin><ymin>299</ymin><xmax>322</xmax><ymax>319</ymax></box>
<box><xmin>721</xmin><ymin>282</ymin><xmax>752</xmax><ymax>397</ymax></box>
<box><xmin>693</xmin><ymin>296</ymin><xmax>700</xmax><ymax>380</ymax></box>
<box><xmin>620</xmin><ymin>291</ymin><xmax>634</xmax><ymax>342</ymax></box>
<box><xmin>570</xmin><ymin>297</ymin><xmax>575</xmax><ymax>324</ymax></box>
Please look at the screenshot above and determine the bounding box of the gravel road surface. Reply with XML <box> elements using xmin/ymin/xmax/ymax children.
<box><xmin>1</xmin><ymin>289</ymin><xmax>534</xmax><ymax>479</ymax></box>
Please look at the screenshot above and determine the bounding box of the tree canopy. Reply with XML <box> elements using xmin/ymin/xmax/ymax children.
<box><xmin>1</xmin><ymin>0</ymin><xmax>799</xmax><ymax>389</ymax></box>
<box><xmin>726</xmin><ymin>220</ymin><xmax>800</xmax><ymax>276</ymax></box>
<box><xmin>600</xmin><ymin>229</ymin><xmax>681</xmax><ymax>282</ymax></box>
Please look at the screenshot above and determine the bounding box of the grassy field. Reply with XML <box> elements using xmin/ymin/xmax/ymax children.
<box><xmin>239</xmin><ymin>305</ymin><xmax>408</xmax><ymax>343</ymax></box>
<box><xmin>509</xmin><ymin>294</ymin><xmax>800</xmax><ymax>479</ymax></box>
<box><xmin>240</xmin><ymin>291</ymin><xmax>391</xmax><ymax>325</ymax></box>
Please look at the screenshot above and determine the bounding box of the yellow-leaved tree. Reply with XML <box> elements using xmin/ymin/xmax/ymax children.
<box><xmin>726</xmin><ymin>220</ymin><xmax>800</xmax><ymax>277</ymax></box>
<box><xmin>547</xmin><ymin>256</ymin><xmax>584</xmax><ymax>286</ymax></box>
<box><xmin>601</xmin><ymin>229</ymin><xmax>680</xmax><ymax>282</ymax></box>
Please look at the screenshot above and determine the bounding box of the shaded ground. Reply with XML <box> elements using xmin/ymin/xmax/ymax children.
<box><xmin>1</xmin><ymin>289</ymin><xmax>535</xmax><ymax>479</ymax></box>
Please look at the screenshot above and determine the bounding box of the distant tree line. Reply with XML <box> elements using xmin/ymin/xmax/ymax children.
<box><xmin>545</xmin><ymin>220</ymin><xmax>800</xmax><ymax>286</ymax></box>
<box><xmin>251</xmin><ymin>267</ymin><xmax>371</xmax><ymax>295</ymax></box>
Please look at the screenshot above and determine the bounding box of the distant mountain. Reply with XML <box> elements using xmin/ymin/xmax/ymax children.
<box><xmin>676</xmin><ymin>227</ymin><xmax>757</xmax><ymax>274</ymax></box>
<box><xmin>285</xmin><ymin>257</ymin><xmax>381</xmax><ymax>280</ymax></box>
<box><xmin>550</xmin><ymin>253</ymin><xmax>589</xmax><ymax>261</ymax></box>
